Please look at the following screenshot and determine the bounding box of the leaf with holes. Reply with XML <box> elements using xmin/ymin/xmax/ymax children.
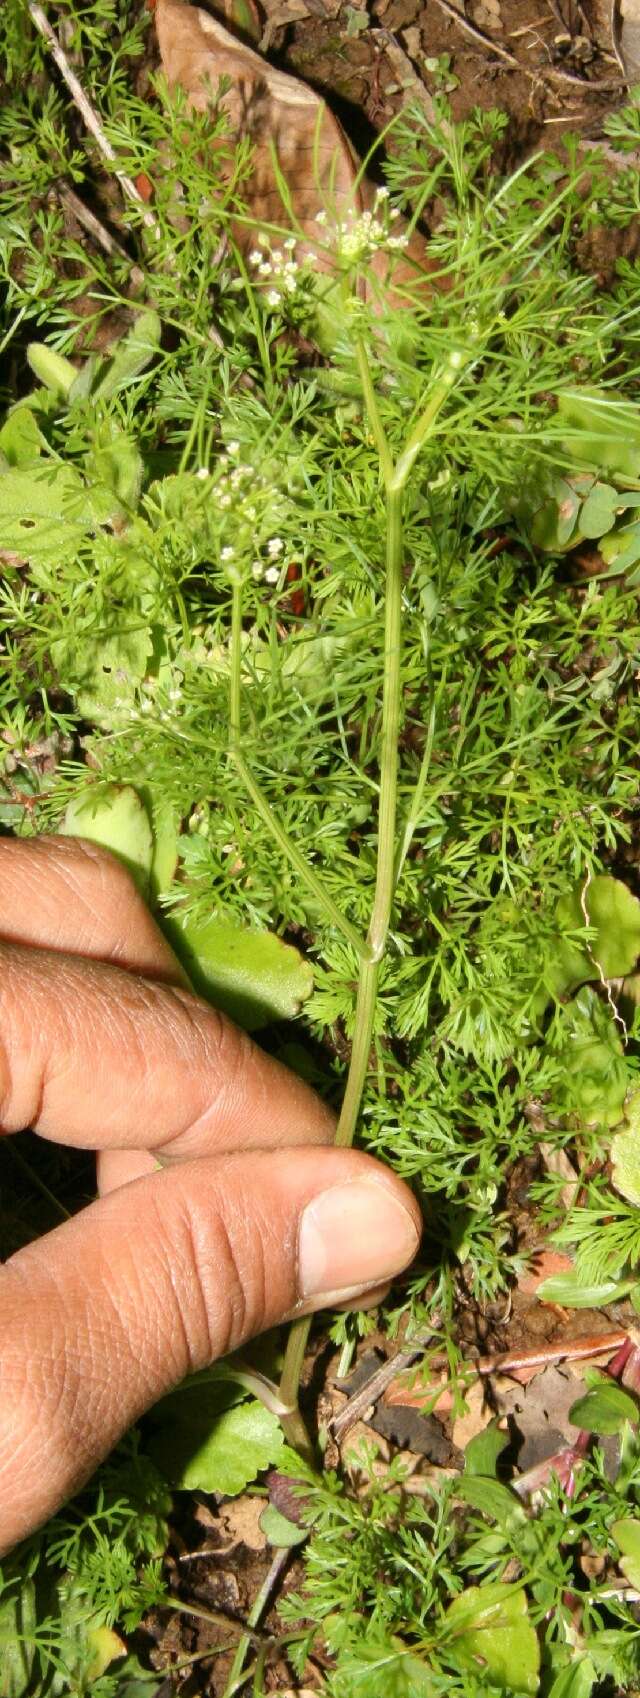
<box><xmin>0</xmin><ymin>465</ymin><xmax>99</xmax><ymax>562</ymax></box>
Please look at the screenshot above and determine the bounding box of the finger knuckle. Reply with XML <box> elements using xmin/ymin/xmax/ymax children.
<box><xmin>173</xmin><ymin>1181</ymin><xmax>269</xmax><ymax>1364</ymax></box>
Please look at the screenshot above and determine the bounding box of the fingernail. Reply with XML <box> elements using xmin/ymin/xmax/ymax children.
<box><xmin>298</xmin><ymin>1179</ymin><xmax>420</xmax><ymax>1301</ymax></box>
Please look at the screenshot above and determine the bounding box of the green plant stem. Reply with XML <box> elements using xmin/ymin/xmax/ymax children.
<box><xmin>278</xmin><ymin>477</ymin><xmax>405</xmax><ymax>1438</ymax></box>
<box><xmin>355</xmin><ymin>336</ymin><xmax>393</xmax><ymax>484</ymax></box>
<box><xmin>391</xmin><ymin>352</ymin><xmax>467</xmax><ymax>493</ymax></box>
<box><xmin>228</xmin><ymin>581</ymin><xmax>367</xmax><ymax>962</ymax></box>
<box><xmin>278</xmin><ymin>347</ymin><xmax>467</xmax><ymax>1443</ymax></box>
<box><xmin>221</xmin><ymin>1547</ymin><xmax>290</xmax><ymax>1698</ymax></box>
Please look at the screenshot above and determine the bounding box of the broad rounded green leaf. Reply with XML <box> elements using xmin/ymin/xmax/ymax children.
<box><xmin>0</xmin><ymin>465</ymin><xmax>97</xmax><ymax>561</ymax></box>
<box><xmin>612</xmin><ymin>1518</ymin><xmax>640</xmax><ymax>1588</ymax></box>
<box><xmin>320</xmin><ymin>1633</ymin><xmax>433</xmax><ymax>1697</ymax></box>
<box><xmin>62</xmin><ymin>784</ymin><xmax>154</xmax><ymax>898</ymax></box>
<box><xmin>464</xmin><ymin>1420</ymin><xmax>510</xmax><ymax>1478</ymax></box>
<box><xmin>547</xmin><ymin>985</ymin><xmax>628</xmax><ymax>1130</ymax></box>
<box><xmin>259</xmin><ymin>1503</ymin><xmax>307</xmax><ymax>1548</ymax></box>
<box><xmin>86</xmin><ymin>1626</ymin><xmax>126</xmax><ymax>1681</ymax></box>
<box><xmin>0</xmin><ymin>406</ymin><xmax>46</xmax><ymax>468</ymax></box>
<box><xmin>445</xmin><ymin>1584</ymin><xmax>539</xmax><ymax>1694</ymax></box>
<box><xmin>86</xmin><ymin>428</ymin><xmax>144</xmax><ymax>514</ymax></box>
<box><xmin>529</xmin><ymin>479</ymin><xmax>580</xmax><ymax>551</ymax></box>
<box><xmin>568</xmin><ymin>1380</ymin><xmax>639</xmax><ymax>1435</ymax></box>
<box><xmin>579</xmin><ymin>481</ymin><xmax>619</xmax><ymax>540</ymax></box>
<box><xmin>148</xmin><ymin>1385</ymin><xmax>283</xmax><ymax>1495</ymax></box>
<box><xmin>163</xmin><ymin>912</ymin><xmax>313</xmax><ymax>1030</ymax></box>
<box><xmin>552</xmin><ymin>875</ymin><xmax>640</xmax><ymax>994</ymax></box>
<box><xmin>456</xmin><ymin>1476</ymin><xmax>525</xmax><ymax>1533</ymax></box>
<box><xmin>600</xmin><ymin>519</ymin><xmax>640</xmax><ymax>576</ymax></box>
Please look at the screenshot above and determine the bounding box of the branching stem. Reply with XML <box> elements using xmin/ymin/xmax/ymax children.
<box><xmin>225</xmin><ymin>332</ymin><xmax>467</xmax><ymax>1694</ymax></box>
<box><xmin>278</xmin><ymin>342</ymin><xmax>468</xmax><ymax>1437</ymax></box>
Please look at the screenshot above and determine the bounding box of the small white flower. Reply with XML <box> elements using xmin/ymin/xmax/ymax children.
<box><xmin>221</xmin><ymin>545</ymin><xmax>235</xmax><ymax>560</ymax></box>
<box><xmin>315</xmin><ymin>209</ymin><xmax>327</xmax><ymax>226</ymax></box>
<box><xmin>259</xmin><ymin>261</ymin><xmax>273</xmax><ymax>277</ymax></box>
<box><xmin>267</xmin><ymin>537</ymin><xmax>284</xmax><ymax>556</ymax></box>
<box><xmin>390</xmin><ymin>207</ymin><xmax>401</xmax><ymax>221</ymax></box>
<box><xmin>252</xmin><ymin>562</ymin><xmax>264</xmax><ymax>580</ymax></box>
<box><xmin>219</xmin><ymin>493</ymin><xmax>232</xmax><ymax>508</ymax></box>
<box><xmin>226</xmin><ymin>440</ymin><xmax>240</xmax><ymax>455</ymax></box>
<box><xmin>284</xmin><ymin>236</ymin><xmax>297</xmax><ymax>251</ymax></box>
<box><xmin>196</xmin><ymin>466</ymin><xmax>209</xmax><ymax>480</ymax></box>
<box><xmin>249</xmin><ymin>249</ymin><xmax>263</xmax><ymax>265</ymax></box>
<box><xmin>265</xmin><ymin>565</ymin><xmax>280</xmax><ymax>585</ymax></box>
<box><xmin>266</xmin><ymin>289</ymin><xmax>282</xmax><ymax>307</ymax></box>
<box><xmin>168</xmin><ymin>688</ymin><xmax>182</xmax><ymax>702</ymax></box>
<box><xmin>140</xmin><ymin>698</ymin><xmax>153</xmax><ymax>714</ymax></box>
<box><xmin>375</xmin><ymin>185</ymin><xmax>389</xmax><ymax>201</ymax></box>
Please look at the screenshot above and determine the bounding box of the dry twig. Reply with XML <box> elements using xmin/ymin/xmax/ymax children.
<box><xmin>27</xmin><ymin>2</ymin><xmax>163</xmax><ymax>238</ymax></box>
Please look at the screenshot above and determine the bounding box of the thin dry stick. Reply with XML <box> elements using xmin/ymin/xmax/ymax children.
<box><xmin>332</xmin><ymin>1330</ymin><xmax>631</xmax><ymax>1439</ymax></box>
<box><xmin>331</xmin><ymin>1342</ymin><xmax>427</xmax><ymax>1441</ymax></box>
<box><xmin>28</xmin><ymin>3</ymin><xmax>229</xmax><ymax>358</ymax></box>
<box><xmin>55</xmin><ymin>180</ymin><xmax>141</xmax><ymax>270</ymax></box>
<box><xmin>28</xmin><ymin>3</ymin><xmax>162</xmax><ymax>235</ymax></box>
<box><xmin>382</xmin><ymin>1332</ymin><xmax>631</xmax><ymax>1406</ymax></box>
<box><xmin>429</xmin><ymin>0</ymin><xmax>522</xmax><ymax>67</ymax></box>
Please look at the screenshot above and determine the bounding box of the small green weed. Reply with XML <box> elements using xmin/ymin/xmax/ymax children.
<box><xmin>4</xmin><ymin>2</ymin><xmax>640</xmax><ymax>1690</ymax></box>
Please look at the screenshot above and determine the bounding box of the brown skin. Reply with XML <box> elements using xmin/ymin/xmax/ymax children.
<box><xmin>0</xmin><ymin>837</ymin><xmax>421</xmax><ymax>1553</ymax></box>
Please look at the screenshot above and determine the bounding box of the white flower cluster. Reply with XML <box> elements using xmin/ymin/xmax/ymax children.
<box><xmin>316</xmin><ymin>186</ymin><xmax>409</xmax><ymax>264</ymax></box>
<box><xmin>252</xmin><ymin>536</ymin><xmax>284</xmax><ymax>584</ymax></box>
<box><xmin>195</xmin><ymin>443</ymin><xmax>290</xmax><ymax>587</ymax></box>
<box><xmin>114</xmin><ymin>669</ymin><xmax>184</xmax><ymax>724</ymax></box>
<box><xmin>248</xmin><ymin>235</ymin><xmax>300</xmax><ymax>311</ymax></box>
<box><xmin>216</xmin><ymin>442</ymin><xmax>256</xmax><ymax>513</ymax></box>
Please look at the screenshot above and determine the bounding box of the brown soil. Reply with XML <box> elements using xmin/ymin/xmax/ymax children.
<box><xmin>263</xmin><ymin>0</ymin><xmax>625</xmax><ymax>157</ymax></box>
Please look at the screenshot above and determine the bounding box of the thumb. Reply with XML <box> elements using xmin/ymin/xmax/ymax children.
<box><xmin>0</xmin><ymin>1146</ymin><xmax>420</xmax><ymax>1551</ymax></box>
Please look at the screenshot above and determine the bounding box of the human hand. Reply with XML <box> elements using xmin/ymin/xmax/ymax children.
<box><xmin>0</xmin><ymin>836</ymin><xmax>421</xmax><ymax>1552</ymax></box>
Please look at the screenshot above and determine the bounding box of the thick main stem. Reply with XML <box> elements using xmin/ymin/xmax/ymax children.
<box><xmin>279</xmin><ymin>483</ymin><xmax>405</xmax><ymax>1427</ymax></box>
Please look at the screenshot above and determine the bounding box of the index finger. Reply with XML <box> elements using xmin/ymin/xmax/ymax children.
<box><xmin>0</xmin><ymin>835</ymin><xmax>183</xmax><ymax>980</ymax></box>
<box><xmin>0</xmin><ymin>842</ymin><xmax>335</xmax><ymax>1157</ymax></box>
